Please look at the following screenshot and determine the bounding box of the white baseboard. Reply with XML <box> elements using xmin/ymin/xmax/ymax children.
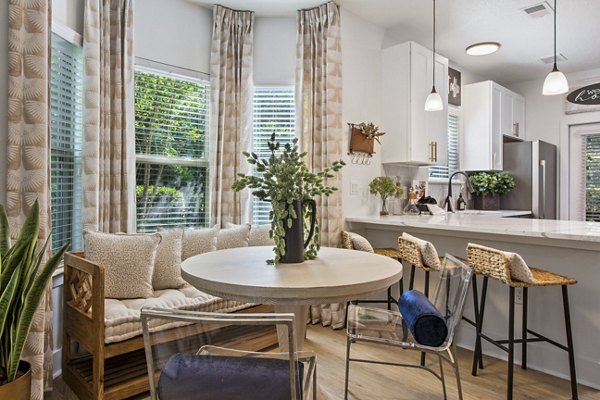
<box><xmin>53</xmin><ymin>347</ymin><xmax>62</xmax><ymax>379</ymax></box>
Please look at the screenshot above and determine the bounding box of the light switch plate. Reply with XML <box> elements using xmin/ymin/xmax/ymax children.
<box><xmin>350</xmin><ymin>181</ymin><xmax>359</xmax><ymax>196</ymax></box>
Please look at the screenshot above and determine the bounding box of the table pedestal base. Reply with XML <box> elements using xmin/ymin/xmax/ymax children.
<box><xmin>274</xmin><ymin>304</ymin><xmax>309</xmax><ymax>351</ymax></box>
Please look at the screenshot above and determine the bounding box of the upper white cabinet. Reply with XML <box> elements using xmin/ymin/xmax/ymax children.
<box><xmin>381</xmin><ymin>42</ymin><xmax>449</xmax><ymax>166</ymax></box>
<box><xmin>463</xmin><ymin>81</ymin><xmax>526</xmax><ymax>171</ymax></box>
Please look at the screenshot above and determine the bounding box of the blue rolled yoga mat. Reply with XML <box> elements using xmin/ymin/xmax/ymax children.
<box><xmin>399</xmin><ymin>290</ymin><xmax>448</xmax><ymax>347</ymax></box>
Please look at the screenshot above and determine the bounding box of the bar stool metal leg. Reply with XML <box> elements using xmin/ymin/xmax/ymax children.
<box><xmin>562</xmin><ymin>285</ymin><xmax>578</xmax><ymax>400</ymax></box>
<box><xmin>522</xmin><ymin>287</ymin><xmax>528</xmax><ymax>370</ymax></box>
<box><xmin>472</xmin><ymin>276</ymin><xmax>489</xmax><ymax>376</ymax></box>
<box><xmin>409</xmin><ymin>264</ymin><xmax>416</xmax><ymax>290</ymax></box>
<box><xmin>471</xmin><ymin>275</ymin><xmax>484</xmax><ymax>369</ymax></box>
<box><xmin>508</xmin><ymin>287</ymin><xmax>515</xmax><ymax>400</ymax></box>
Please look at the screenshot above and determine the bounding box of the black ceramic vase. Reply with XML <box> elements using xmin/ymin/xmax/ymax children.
<box><xmin>280</xmin><ymin>199</ymin><xmax>317</xmax><ymax>263</ymax></box>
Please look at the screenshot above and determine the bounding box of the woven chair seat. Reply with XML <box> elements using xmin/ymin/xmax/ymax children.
<box><xmin>509</xmin><ymin>267</ymin><xmax>577</xmax><ymax>288</ymax></box>
<box><xmin>374</xmin><ymin>248</ymin><xmax>402</xmax><ymax>259</ymax></box>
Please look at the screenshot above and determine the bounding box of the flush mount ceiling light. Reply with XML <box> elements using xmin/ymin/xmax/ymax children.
<box><xmin>425</xmin><ymin>0</ymin><xmax>443</xmax><ymax>112</ymax></box>
<box><xmin>542</xmin><ymin>0</ymin><xmax>569</xmax><ymax>95</ymax></box>
<box><xmin>465</xmin><ymin>42</ymin><xmax>501</xmax><ymax>56</ymax></box>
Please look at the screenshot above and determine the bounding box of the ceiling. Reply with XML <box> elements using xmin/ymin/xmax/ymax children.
<box><xmin>189</xmin><ymin>0</ymin><xmax>600</xmax><ymax>85</ymax></box>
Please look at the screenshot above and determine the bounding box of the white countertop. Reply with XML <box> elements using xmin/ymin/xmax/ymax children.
<box><xmin>346</xmin><ymin>213</ymin><xmax>600</xmax><ymax>244</ymax></box>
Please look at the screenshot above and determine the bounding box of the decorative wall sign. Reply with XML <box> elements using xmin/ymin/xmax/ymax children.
<box><xmin>448</xmin><ymin>67</ymin><xmax>461</xmax><ymax>106</ymax></box>
<box><xmin>565</xmin><ymin>78</ymin><xmax>600</xmax><ymax>114</ymax></box>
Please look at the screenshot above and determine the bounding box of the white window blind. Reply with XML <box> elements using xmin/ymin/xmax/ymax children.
<box><xmin>252</xmin><ymin>87</ymin><xmax>296</xmax><ymax>225</ymax></box>
<box><xmin>134</xmin><ymin>66</ymin><xmax>210</xmax><ymax>232</ymax></box>
<box><xmin>584</xmin><ymin>134</ymin><xmax>600</xmax><ymax>221</ymax></box>
<box><xmin>50</xmin><ymin>32</ymin><xmax>84</xmax><ymax>252</ymax></box>
<box><xmin>429</xmin><ymin>112</ymin><xmax>460</xmax><ymax>179</ymax></box>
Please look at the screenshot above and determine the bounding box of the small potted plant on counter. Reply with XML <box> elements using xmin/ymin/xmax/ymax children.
<box><xmin>369</xmin><ymin>177</ymin><xmax>403</xmax><ymax>216</ymax></box>
<box><xmin>468</xmin><ymin>172</ymin><xmax>516</xmax><ymax>210</ymax></box>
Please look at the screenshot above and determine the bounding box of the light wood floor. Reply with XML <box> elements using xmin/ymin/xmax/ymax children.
<box><xmin>48</xmin><ymin>325</ymin><xmax>598</xmax><ymax>400</ymax></box>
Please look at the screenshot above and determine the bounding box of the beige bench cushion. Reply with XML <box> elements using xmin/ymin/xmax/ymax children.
<box><xmin>104</xmin><ymin>286</ymin><xmax>252</xmax><ymax>344</ymax></box>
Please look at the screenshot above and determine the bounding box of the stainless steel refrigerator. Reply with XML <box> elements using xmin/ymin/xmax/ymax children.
<box><xmin>502</xmin><ymin>140</ymin><xmax>557</xmax><ymax>219</ymax></box>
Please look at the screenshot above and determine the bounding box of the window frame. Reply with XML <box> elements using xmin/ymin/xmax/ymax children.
<box><xmin>133</xmin><ymin>60</ymin><xmax>211</xmax><ymax>232</ymax></box>
<box><xmin>568</xmin><ymin>123</ymin><xmax>600</xmax><ymax>221</ymax></box>
<box><xmin>49</xmin><ymin>22</ymin><xmax>85</xmax><ymax>253</ymax></box>
<box><xmin>251</xmin><ymin>86</ymin><xmax>296</xmax><ymax>225</ymax></box>
<box><xmin>428</xmin><ymin>106</ymin><xmax>462</xmax><ymax>182</ymax></box>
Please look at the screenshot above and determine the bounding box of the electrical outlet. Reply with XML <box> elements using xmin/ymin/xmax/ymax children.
<box><xmin>515</xmin><ymin>288</ymin><xmax>523</xmax><ymax>305</ymax></box>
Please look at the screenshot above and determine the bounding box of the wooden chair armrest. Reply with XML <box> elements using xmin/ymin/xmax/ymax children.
<box><xmin>63</xmin><ymin>252</ymin><xmax>105</xmax><ymax>330</ymax></box>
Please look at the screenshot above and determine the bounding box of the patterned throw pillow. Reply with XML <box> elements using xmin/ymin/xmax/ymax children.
<box><xmin>217</xmin><ymin>224</ymin><xmax>251</xmax><ymax>249</ymax></box>
<box><xmin>182</xmin><ymin>225</ymin><xmax>219</xmax><ymax>261</ymax></box>
<box><xmin>226</xmin><ymin>223</ymin><xmax>274</xmax><ymax>246</ymax></box>
<box><xmin>349</xmin><ymin>232</ymin><xmax>375</xmax><ymax>253</ymax></box>
<box><xmin>153</xmin><ymin>228</ymin><xmax>187</xmax><ymax>290</ymax></box>
<box><xmin>84</xmin><ymin>230</ymin><xmax>161</xmax><ymax>299</ymax></box>
<box><xmin>401</xmin><ymin>232</ymin><xmax>442</xmax><ymax>270</ymax></box>
<box><xmin>502</xmin><ymin>250</ymin><xmax>536</xmax><ymax>284</ymax></box>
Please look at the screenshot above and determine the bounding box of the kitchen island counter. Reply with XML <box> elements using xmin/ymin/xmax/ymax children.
<box><xmin>346</xmin><ymin>213</ymin><xmax>600</xmax><ymax>250</ymax></box>
<box><xmin>345</xmin><ymin>213</ymin><xmax>600</xmax><ymax>390</ymax></box>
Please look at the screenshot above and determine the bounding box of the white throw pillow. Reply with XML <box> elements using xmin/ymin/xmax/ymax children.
<box><xmin>226</xmin><ymin>223</ymin><xmax>274</xmax><ymax>246</ymax></box>
<box><xmin>84</xmin><ymin>230</ymin><xmax>161</xmax><ymax>299</ymax></box>
<box><xmin>502</xmin><ymin>250</ymin><xmax>536</xmax><ymax>284</ymax></box>
<box><xmin>182</xmin><ymin>225</ymin><xmax>219</xmax><ymax>261</ymax></box>
<box><xmin>348</xmin><ymin>232</ymin><xmax>375</xmax><ymax>253</ymax></box>
<box><xmin>153</xmin><ymin>228</ymin><xmax>187</xmax><ymax>290</ymax></box>
<box><xmin>401</xmin><ymin>232</ymin><xmax>442</xmax><ymax>270</ymax></box>
<box><xmin>217</xmin><ymin>223</ymin><xmax>251</xmax><ymax>249</ymax></box>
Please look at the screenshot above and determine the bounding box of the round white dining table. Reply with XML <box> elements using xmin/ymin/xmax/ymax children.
<box><xmin>181</xmin><ymin>246</ymin><xmax>403</xmax><ymax>350</ymax></box>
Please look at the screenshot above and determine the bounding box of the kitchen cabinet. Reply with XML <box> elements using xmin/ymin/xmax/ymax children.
<box><xmin>463</xmin><ymin>81</ymin><xmax>526</xmax><ymax>171</ymax></box>
<box><xmin>381</xmin><ymin>41</ymin><xmax>448</xmax><ymax>166</ymax></box>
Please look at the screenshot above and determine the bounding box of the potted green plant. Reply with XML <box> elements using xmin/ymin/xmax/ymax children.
<box><xmin>232</xmin><ymin>133</ymin><xmax>344</xmax><ymax>264</ymax></box>
<box><xmin>0</xmin><ymin>201</ymin><xmax>69</xmax><ymax>399</ymax></box>
<box><xmin>468</xmin><ymin>172</ymin><xmax>516</xmax><ymax>210</ymax></box>
<box><xmin>369</xmin><ymin>177</ymin><xmax>404</xmax><ymax>216</ymax></box>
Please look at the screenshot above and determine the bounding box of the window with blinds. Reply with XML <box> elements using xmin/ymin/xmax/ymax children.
<box><xmin>585</xmin><ymin>134</ymin><xmax>600</xmax><ymax>222</ymax></box>
<box><xmin>252</xmin><ymin>87</ymin><xmax>296</xmax><ymax>225</ymax></box>
<box><xmin>50</xmin><ymin>33</ymin><xmax>84</xmax><ymax>252</ymax></box>
<box><xmin>429</xmin><ymin>112</ymin><xmax>460</xmax><ymax>179</ymax></box>
<box><xmin>134</xmin><ymin>66</ymin><xmax>210</xmax><ymax>232</ymax></box>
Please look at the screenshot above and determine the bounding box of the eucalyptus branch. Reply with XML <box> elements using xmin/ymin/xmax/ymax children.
<box><xmin>232</xmin><ymin>133</ymin><xmax>345</xmax><ymax>264</ymax></box>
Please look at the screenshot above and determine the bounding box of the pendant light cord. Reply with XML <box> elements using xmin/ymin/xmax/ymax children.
<box><xmin>553</xmin><ymin>0</ymin><xmax>557</xmax><ymax>65</ymax></box>
<box><xmin>432</xmin><ymin>0</ymin><xmax>436</xmax><ymax>87</ymax></box>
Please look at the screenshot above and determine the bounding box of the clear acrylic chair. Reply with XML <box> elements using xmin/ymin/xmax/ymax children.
<box><xmin>344</xmin><ymin>255</ymin><xmax>473</xmax><ymax>400</ymax></box>
<box><xmin>141</xmin><ymin>308</ymin><xmax>317</xmax><ymax>400</ymax></box>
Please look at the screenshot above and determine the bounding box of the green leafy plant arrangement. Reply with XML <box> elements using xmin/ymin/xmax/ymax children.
<box><xmin>232</xmin><ymin>133</ymin><xmax>344</xmax><ymax>264</ymax></box>
<box><xmin>369</xmin><ymin>177</ymin><xmax>404</xmax><ymax>216</ymax></box>
<box><xmin>468</xmin><ymin>172</ymin><xmax>516</xmax><ymax>196</ymax></box>
<box><xmin>356</xmin><ymin>122</ymin><xmax>386</xmax><ymax>144</ymax></box>
<box><xmin>0</xmin><ymin>201</ymin><xmax>69</xmax><ymax>385</ymax></box>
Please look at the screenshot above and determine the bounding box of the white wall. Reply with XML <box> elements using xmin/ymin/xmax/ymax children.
<box><xmin>254</xmin><ymin>17</ymin><xmax>296</xmax><ymax>86</ymax></box>
<box><xmin>53</xmin><ymin>0</ymin><xmax>84</xmax><ymax>34</ymax></box>
<box><xmin>135</xmin><ymin>0</ymin><xmax>212</xmax><ymax>73</ymax></box>
<box><xmin>0</xmin><ymin>0</ymin><xmax>7</xmax><ymax>204</ymax></box>
<box><xmin>340</xmin><ymin>7</ymin><xmax>387</xmax><ymax>218</ymax></box>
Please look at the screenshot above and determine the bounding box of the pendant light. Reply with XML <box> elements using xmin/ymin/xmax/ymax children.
<box><xmin>542</xmin><ymin>0</ymin><xmax>569</xmax><ymax>95</ymax></box>
<box><xmin>425</xmin><ymin>0</ymin><xmax>443</xmax><ymax>111</ymax></box>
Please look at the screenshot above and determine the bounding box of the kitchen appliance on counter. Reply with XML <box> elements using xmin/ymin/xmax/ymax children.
<box><xmin>502</xmin><ymin>140</ymin><xmax>557</xmax><ymax>219</ymax></box>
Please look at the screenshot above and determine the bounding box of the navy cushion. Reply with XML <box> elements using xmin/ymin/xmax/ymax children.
<box><xmin>158</xmin><ymin>353</ymin><xmax>303</xmax><ymax>400</ymax></box>
<box><xmin>398</xmin><ymin>290</ymin><xmax>448</xmax><ymax>347</ymax></box>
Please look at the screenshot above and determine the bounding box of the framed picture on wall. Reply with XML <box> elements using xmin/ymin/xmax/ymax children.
<box><xmin>448</xmin><ymin>67</ymin><xmax>461</xmax><ymax>106</ymax></box>
<box><xmin>565</xmin><ymin>77</ymin><xmax>600</xmax><ymax>114</ymax></box>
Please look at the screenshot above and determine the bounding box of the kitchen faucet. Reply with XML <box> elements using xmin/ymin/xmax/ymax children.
<box><xmin>443</xmin><ymin>171</ymin><xmax>475</xmax><ymax>212</ymax></box>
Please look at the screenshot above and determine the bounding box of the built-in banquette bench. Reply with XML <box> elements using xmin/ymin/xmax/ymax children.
<box><xmin>62</xmin><ymin>224</ymin><xmax>277</xmax><ymax>400</ymax></box>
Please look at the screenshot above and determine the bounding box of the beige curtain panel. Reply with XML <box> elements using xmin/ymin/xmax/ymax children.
<box><xmin>83</xmin><ymin>0</ymin><xmax>135</xmax><ymax>233</ymax></box>
<box><xmin>210</xmin><ymin>5</ymin><xmax>254</xmax><ymax>227</ymax></box>
<box><xmin>296</xmin><ymin>1</ymin><xmax>345</xmax><ymax>329</ymax></box>
<box><xmin>6</xmin><ymin>0</ymin><xmax>54</xmax><ymax>397</ymax></box>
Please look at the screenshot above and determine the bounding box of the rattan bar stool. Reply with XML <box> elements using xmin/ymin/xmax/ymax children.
<box><xmin>341</xmin><ymin>231</ymin><xmax>404</xmax><ymax>311</ymax></box>
<box><xmin>467</xmin><ymin>243</ymin><xmax>578</xmax><ymax>400</ymax></box>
